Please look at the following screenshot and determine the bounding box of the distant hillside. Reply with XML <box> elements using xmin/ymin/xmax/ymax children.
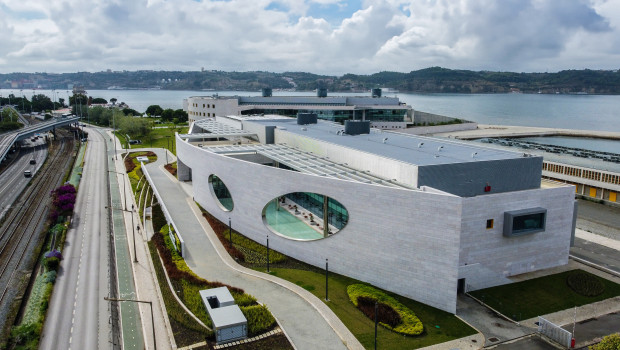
<box><xmin>2</xmin><ymin>67</ymin><xmax>620</xmax><ymax>94</ymax></box>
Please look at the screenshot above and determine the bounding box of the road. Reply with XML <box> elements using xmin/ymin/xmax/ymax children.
<box><xmin>0</xmin><ymin>138</ymin><xmax>47</xmax><ymax>220</ymax></box>
<box><xmin>40</xmin><ymin>127</ymin><xmax>112</xmax><ymax>350</ymax></box>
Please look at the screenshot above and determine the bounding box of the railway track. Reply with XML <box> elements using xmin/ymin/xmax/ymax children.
<box><xmin>0</xmin><ymin>134</ymin><xmax>75</xmax><ymax>326</ymax></box>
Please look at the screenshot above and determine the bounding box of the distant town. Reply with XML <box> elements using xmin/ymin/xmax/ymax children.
<box><xmin>2</xmin><ymin>67</ymin><xmax>620</xmax><ymax>94</ymax></box>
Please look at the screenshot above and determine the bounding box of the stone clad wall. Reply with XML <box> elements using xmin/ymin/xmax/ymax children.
<box><xmin>458</xmin><ymin>185</ymin><xmax>575</xmax><ymax>290</ymax></box>
<box><xmin>177</xmin><ymin>135</ymin><xmax>462</xmax><ymax>313</ymax></box>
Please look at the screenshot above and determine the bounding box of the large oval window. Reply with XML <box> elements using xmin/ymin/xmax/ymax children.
<box><xmin>262</xmin><ymin>192</ymin><xmax>348</xmax><ymax>241</ymax></box>
<box><xmin>208</xmin><ymin>174</ymin><xmax>234</xmax><ymax>211</ymax></box>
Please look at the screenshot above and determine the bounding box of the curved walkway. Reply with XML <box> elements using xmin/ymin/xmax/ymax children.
<box><xmin>141</xmin><ymin>148</ymin><xmax>361</xmax><ymax>350</ymax></box>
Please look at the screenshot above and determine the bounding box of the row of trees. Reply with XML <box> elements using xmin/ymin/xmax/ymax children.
<box><xmin>0</xmin><ymin>94</ymin><xmax>65</xmax><ymax>113</ymax></box>
<box><xmin>145</xmin><ymin>105</ymin><xmax>188</xmax><ymax>123</ymax></box>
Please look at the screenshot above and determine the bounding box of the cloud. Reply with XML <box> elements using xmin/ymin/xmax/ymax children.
<box><xmin>0</xmin><ymin>0</ymin><xmax>617</xmax><ymax>74</ymax></box>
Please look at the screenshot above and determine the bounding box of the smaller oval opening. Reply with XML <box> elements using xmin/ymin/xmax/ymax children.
<box><xmin>262</xmin><ymin>192</ymin><xmax>348</xmax><ymax>241</ymax></box>
<box><xmin>208</xmin><ymin>174</ymin><xmax>234</xmax><ymax>211</ymax></box>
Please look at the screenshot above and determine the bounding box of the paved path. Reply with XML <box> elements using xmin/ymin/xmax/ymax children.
<box><xmin>108</xmin><ymin>132</ymin><xmax>176</xmax><ymax>350</ymax></box>
<box><xmin>432</xmin><ymin>124</ymin><xmax>620</xmax><ymax>140</ymax></box>
<box><xmin>143</xmin><ymin>150</ymin><xmax>361</xmax><ymax>350</ymax></box>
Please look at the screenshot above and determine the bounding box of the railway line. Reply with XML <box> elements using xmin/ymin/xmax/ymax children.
<box><xmin>0</xmin><ymin>132</ymin><xmax>75</xmax><ymax>334</ymax></box>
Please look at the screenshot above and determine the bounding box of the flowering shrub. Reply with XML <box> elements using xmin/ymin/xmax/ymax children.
<box><xmin>50</xmin><ymin>184</ymin><xmax>77</xmax><ymax>216</ymax></box>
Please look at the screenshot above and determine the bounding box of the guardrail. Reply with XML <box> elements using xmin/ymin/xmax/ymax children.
<box><xmin>141</xmin><ymin>162</ymin><xmax>186</xmax><ymax>257</ymax></box>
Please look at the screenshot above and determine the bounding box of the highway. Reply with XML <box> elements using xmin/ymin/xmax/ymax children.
<box><xmin>0</xmin><ymin>138</ymin><xmax>47</xmax><ymax>220</ymax></box>
<box><xmin>40</xmin><ymin>127</ymin><xmax>112</xmax><ymax>350</ymax></box>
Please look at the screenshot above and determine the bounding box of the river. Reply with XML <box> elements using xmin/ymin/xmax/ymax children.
<box><xmin>3</xmin><ymin>88</ymin><xmax>620</xmax><ymax>134</ymax></box>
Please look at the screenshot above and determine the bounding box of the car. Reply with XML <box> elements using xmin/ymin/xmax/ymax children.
<box><xmin>24</xmin><ymin>170</ymin><xmax>32</xmax><ymax>177</ymax></box>
<box><xmin>30</xmin><ymin>159</ymin><xmax>36</xmax><ymax>164</ymax></box>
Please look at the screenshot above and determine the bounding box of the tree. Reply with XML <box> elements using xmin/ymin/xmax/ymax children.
<box><xmin>590</xmin><ymin>333</ymin><xmax>620</xmax><ymax>350</ymax></box>
<box><xmin>161</xmin><ymin>108</ymin><xmax>174</xmax><ymax>121</ymax></box>
<box><xmin>173</xmin><ymin>109</ymin><xmax>188</xmax><ymax>123</ymax></box>
<box><xmin>91</xmin><ymin>97</ymin><xmax>108</xmax><ymax>104</ymax></box>
<box><xmin>145</xmin><ymin>105</ymin><xmax>163</xmax><ymax>116</ymax></box>
<box><xmin>122</xmin><ymin>108</ymin><xmax>141</xmax><ymax>116</ymax></box>
<box><xmin>110</xmin><ymin>98</ymin><xmax>117</xmax><ymax>105</ymax></box>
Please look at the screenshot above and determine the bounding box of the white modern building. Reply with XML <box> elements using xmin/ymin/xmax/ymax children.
<box><xmin>175</xmin><ymin>114</ymin><xmax>576</xmax><ymax>313</ymax></box>
<box><xmin>184</xmin><ymin>88</ymin><xmax>413</xmax><ymax>130</ymax></box>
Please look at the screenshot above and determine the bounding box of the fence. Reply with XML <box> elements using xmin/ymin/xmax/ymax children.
<box><xmin>538</xmin><ymin>316</ymin><xmax>572</xmax><ymax>348</ymax></box>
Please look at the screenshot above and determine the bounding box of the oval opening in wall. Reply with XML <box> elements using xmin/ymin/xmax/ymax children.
<box><xmin>261</xmin><ymin>192</ymin><xmax>348</xmax><ymax>241</ymax></box>
<box><xmin>208</xmin><ymin>174</ymin><xmax>234</xmax><ymax>211</ymax></box>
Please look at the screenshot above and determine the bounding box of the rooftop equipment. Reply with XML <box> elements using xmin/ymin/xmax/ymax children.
<box><xmin>297</xmin><ymin>112</ymin><xmax>318</xmax><ymax>125</ymax></box>
<box><xmin>261</xmin><ymin>88</ymin><xmax>272</xmax><ymax>97</ymax></box>
<box><xmin>344</xmin><ymin>120</ymin><xmax>371</xmax><ymax>136</ymax></box>
<box><xmin>372</xmin><ymin>88</ymin><xmax>382</xmax><ymax>98</ymax></box>
<box><xmin>317</xmin><ymin>87</ymin><xmax>327</xmax><ymax>97</ymax></box>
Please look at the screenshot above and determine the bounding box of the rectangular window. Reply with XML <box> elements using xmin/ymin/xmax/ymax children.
<box><xmin>486</xmin><ymin>219</ymin><xmax>494</xmax><ymax>229</ymax></box>
<box><xmin>503</xmin><ymin>207</ymin><xmax>546</xmax><ymax>237</ymax></box>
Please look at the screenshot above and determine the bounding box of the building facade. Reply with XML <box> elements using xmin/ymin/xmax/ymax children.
<box><xmin>176</xmin><ymin>115</ymin><xmax>576</xmax><ymax>313</ymax></box>
<box><xmin>184</xmin><ymin>90</ymin><xmax>413</xmax><ymax>129</ymax></box>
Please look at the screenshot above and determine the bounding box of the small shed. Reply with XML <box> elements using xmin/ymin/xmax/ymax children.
<box><xmin>200</xmin><ymin>287</ymin><xmax>247</xmax><ymax>344</ymax></box>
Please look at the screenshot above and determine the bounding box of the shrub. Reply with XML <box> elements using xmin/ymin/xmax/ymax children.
<box><xmin>152</xmin><ymin>203</ymin><xmax>167</xmax><ymax>233</ymax></box>
<box><xmin>124</xmin><ymin>156</ymin><xmax>136</xmax><ymax>173</ymax></box>
<box><xmin>42</xmin><ymin>270</ymin><xmax>57</xmax><ymax>283</ymax></box>
<box><xmin>347</xmin><ymin>284</ymin><xmax>424</xmax><ymax>336</ymax></box>
<box><xmin>590</xmin><ymin>333</ymin><xmax>620</xmax><ymax>350</ymax></box>
<box><xmin>357</xmin><ymin>296</ymin><xmax>402</xmax><ymax>328</ymax></box>
<box><xmin>165</xmin><ymin>163</ymin><xmax>177</xmax><ymax>176</ymax></box>
<box><xmin>241</xmin><ymin>305</ymin><xmax>275</xmax><ymax>336</ymax></box>
<box><xmin>44</xmin><ymin>257</ymin><xmax>59</xmax><ymax>271</ymax></box>
<box><xmin>9</xmin><ymin>322</ymin><xmax>42</xmax><ymax>347</ymax></box>
<box><xmin>567</xmin><ymin>271</ymin><xmax>605</xmax><ymax>297</ymax></box>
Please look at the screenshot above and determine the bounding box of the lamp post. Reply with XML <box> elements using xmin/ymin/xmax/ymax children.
<box><xmin>374</xmin><ymin>301</ymin><xmax>378</xmax><ymax>350</ymax></box>
<box><xmin>104</xmin><ymin>297</ymin><xmax>156</xmax><ymax>350</ymax></box>
<box><xmin>325</xmin><ymin>258</ymin><xmax>329</xmax><ymax>301</ymax></box>
<box><xmin>107</xmin><ymin>204</ymin><xmax>138</xmax><ymax>263</ymax></box>
<box><xmin>108</xmin><ymin>170</ymin><xmax>128</xmax><ymax>211</ymax></box>
<box><xmin>228</xmin><ymin>217</ymin><xmax>232</xmax><ymax>245</ymax></box>
<box><xmin>20</xmin><ymin>89</ymin><xmax>24</xmax><ymax>113</ymax></box>
<box><xmin>266</xmin><ymin>235</ymin><xmax>270</xmax><ymax>273</ymax></box>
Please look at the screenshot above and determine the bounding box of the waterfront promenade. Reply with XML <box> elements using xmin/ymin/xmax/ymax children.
<box><xmin>431</xmin><ymin>124</ymin><xmax>620</xmax><ymax>140</ymax></box>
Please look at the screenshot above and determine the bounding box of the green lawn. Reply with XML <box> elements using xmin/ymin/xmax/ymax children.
<box><xmin>469</xmin><ymin>269</ymin><xmax>620</xmax><ymax>321</ymax></box>
<box><xmin>134</xmin><ymin>126</ymin><xmax>188</xmax><ymax>154</ymax></box>
<box><xmin>254</xmin><ymin>267</ymin><xmax>476</xmax><ymax>349</ymax></box>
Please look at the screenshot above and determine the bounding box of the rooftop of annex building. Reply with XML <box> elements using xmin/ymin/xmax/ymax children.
<box><xmin>245</xmin><ymin>118</ymin><xmax>529</xmax><ymax>167</ymax></box>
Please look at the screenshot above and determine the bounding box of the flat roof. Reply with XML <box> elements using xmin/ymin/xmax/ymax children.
<box><xmin>185</xmin><ymin>119</ymin><xmax>258</xmax><ymax>138</ymax></box>
<box><xmin>248</xmin><ymin>119</ymin><xmax>527</xmax><ymax>167</ymax></box>
<box><xmin>204</xmin><ymin>144</ymin><xmax>413</xmax><ymax>189</ymax></box>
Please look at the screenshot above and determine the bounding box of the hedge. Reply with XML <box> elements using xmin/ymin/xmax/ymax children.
<box><xmin>567</xmin><ymin>271</ymin><xmax>605</xmax><ymax>297</ymax></box>
<box><xmin>347</xmin><ymin>284</ymin><xmax>424</xmax><ymax>336</ymax></box>
<box><xmin>241</xmin><ymin>305</ymin><xmax>276</xmax><ymax>336</ymax></box>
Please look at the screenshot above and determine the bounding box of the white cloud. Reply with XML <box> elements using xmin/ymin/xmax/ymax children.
<box><xmin>0</xmin><ymin>0</ymin><xmax>617</xmax><ymax>74</ymax></box>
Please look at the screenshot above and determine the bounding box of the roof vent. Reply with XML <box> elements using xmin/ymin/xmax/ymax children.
<box><xmin>471</xmin><ymin>152</ymin><xmax>478</xmax><ymax>158</ymax></box>
<box><xmin>297</xmin><ymin>113</ymin><xmax>317</xmax><ymax>125</ymax></box>
<box><xmin>437</xmin><ymin>146</ymin><xmax>444</xmax><ymax>151</ymax></box>
<box><xmin>344</xmin><ymin>120</ymin><xmax>370</xmax><ymax>135</ymax></box>
<box><xmin>418</xmin><ymin>142</ymin><xmax>424</xmax><ymax>148</ymax></box>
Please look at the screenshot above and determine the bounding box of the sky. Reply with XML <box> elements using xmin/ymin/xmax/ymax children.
<box><xmin>0</xmin><ymin>0</ymin><xmax>619</xmax><ymax>75</ymax></box>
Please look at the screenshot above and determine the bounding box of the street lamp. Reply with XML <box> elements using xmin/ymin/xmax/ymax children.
<box><xmin>325</xmin><ymin>258</ymin><xmax>329</xmax><ymax>301</ymax></box>
<box><xmin>107</xmin><ymin>204</ymin><xmax>138</xmax><ymax>263</ymax></box>
<box><xmin>228</xmin><ymin>217</ymin><xmax>232</xmax><ymax>245</ymax></box>
<box><xmin>266</xmin><ymin>235</ymin><xmax>270</xmax><ymax>273</ymax></box>
<box><xmin>104</xmin><ymin>297</ymin><xmax>156</xmax><ymax>350</ymax></box>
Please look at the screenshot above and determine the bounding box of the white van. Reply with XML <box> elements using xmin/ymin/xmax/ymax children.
<box><xmin>24</xmin><ymin>170</ymin><xmax>32</xmax><ymax>177</ymax></box>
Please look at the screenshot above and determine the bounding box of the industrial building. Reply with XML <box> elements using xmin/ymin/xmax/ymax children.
<box><xmin>175</xmin><ymin>114</ymin><xmax>577</xmax><ymax>313</ymax></box>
